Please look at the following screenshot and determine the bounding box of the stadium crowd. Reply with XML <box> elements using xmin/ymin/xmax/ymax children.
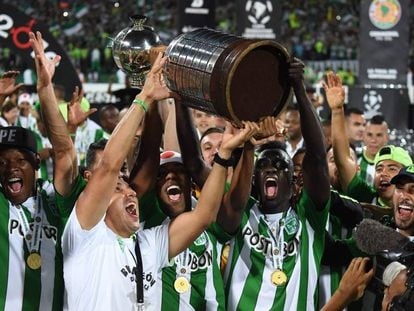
<box><xmin>2</xmin><ymin>0</ymin><xmax>413</xmax><ymax>84</ymax></box>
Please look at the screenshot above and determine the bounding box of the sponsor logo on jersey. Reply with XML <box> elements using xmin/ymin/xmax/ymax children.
<box><xmin>242</xmin><ymin>224</ymin><xmax>298</xmax><ymax>258</ymax></box>
<box><xmin>9</xmin><ymin>219</ymin><xmax>58</xmax><ymax>242</ymax></box>
<box><xmin>187</xmin><ymin>249</ymin><xmax>213</xmax><ymax>271</ymax></box>
<box><xmin>120</xmin><ymin>266</ymin><xmax>156</xmax><ymax>290</ymax></box>
<box><xmin>173</xmin><ymin>248</ymin><xmax>214</xmax><ymax>272</ymax></box>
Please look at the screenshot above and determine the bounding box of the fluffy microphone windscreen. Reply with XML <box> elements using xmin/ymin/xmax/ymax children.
<box><xmin>353</xmin><ymin>219</ymin><xmax>409</xmax><ymax>255</ymax></box>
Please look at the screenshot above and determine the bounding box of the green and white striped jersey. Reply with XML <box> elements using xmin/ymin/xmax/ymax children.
<box><xmin>0</xmin><ymin>180</ymin><xmax>62</xmax><ymax>311</ymax></box>
<box><xmin>319</xmin><ymin>190</ymin><xmax>362</xmax><ymax>307</ymax></box>
<box><xmin>139</xmin><ymin>190</ymin><xmax>230</xmax><ymax>310</ymax></box>
<box><xmin>357</xmin><ymin>151</ymin><xmax>375</xmax><ymax>187</ymax></box>
<box><xmin>224</xmin><ymin>189</ymin><xmax>330</xmax><ymax>311</ymax></box>
<box><xmin>0</xmin><ymin>176</ymin><xmax>85</xmax><ymax>311</ymax></box>
<box><xmin>318</xmin><ymin>214</ymin><xmax>352</xmax><ymax>306</ymax></box>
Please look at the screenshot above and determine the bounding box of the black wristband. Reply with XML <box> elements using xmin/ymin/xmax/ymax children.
<box><xmin>213</xmin><ymin>153</ymin><xmax>234</xmax><ymax>167</ymax></box>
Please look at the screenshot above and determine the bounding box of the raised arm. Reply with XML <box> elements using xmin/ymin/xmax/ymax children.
<box><xmin>75</xmin><ymin>54</ymin><xmax>173</xmax><ymax>230</ymax></box>
<box><xmin>66</xmin><ymin>86</ymin><xmax>97</xmax><ymax>139</ymax></box>
<box><xmin>129</xmin><ymin>101</ymin><xmax>164</xmax><ymax>197</ymax></box>
<box><xmin>168</xmin><ymin>122</ymin><xmax>258</xmax><ymax>258</ymax></box>
<box><xmin>289</xmin><ymin>59</ymin><xmax>330</xmax><ymax>208</ymax></box>
<box><xmin>30</xmin><ymin>31</ymin><xmax>77</xmax><ymax>196</ymax></box>
<box><xmin>0</xmin><ymin>71</ymin><xmax>24</xmax><ymax>107</ymax></box>
<box><xmin>217</xmin><ymin>117</ymin><xmax>281</xmax><ymax>233</ymax></box>
<box><xmin>175</xmin><ymin>102</ymin><xmax>211</xmax><ymax>187</ymax></box>
<box><xmin>323</xmin><ymin>72</ymin><xmax>357</xmax><ymax>191</ymax></box>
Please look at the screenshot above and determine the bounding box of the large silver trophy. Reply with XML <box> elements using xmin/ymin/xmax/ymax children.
<box><xmin>112</xmin><ymin>15</ymin><xmax>162</xmax><ymax>88</ymax></box>
<box><xmin>113</xmin><ymin>22</ymin><xmax>292</xmax><ymax>125</ymax></box>
<box><xmin>163</xmin><ymin>28</ymin><xmax>292</xmax><ymax>126</ymax></box>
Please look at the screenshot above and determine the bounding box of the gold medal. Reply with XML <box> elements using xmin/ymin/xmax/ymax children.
<box><xmin>271</xmin><ymin>270</ymin><xmax>287</xmax><ymax>286</ymax></box>
<box><xmin>27</xmin><ymin>252</ymin><xmax>42</xmax><ymax>270</ymax></box>
<box><xmin>174</xmin><ymin>276</ymin><xmax>190</xmax><ymax>293</ymax></box>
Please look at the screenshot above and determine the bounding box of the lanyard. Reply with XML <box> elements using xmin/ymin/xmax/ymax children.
<box><xmin>134</xmin><ymin>235</ymin><xmax>144</xmax><ymax>311</ymax></box>
<box><xmin>263</xmin><ymin>212</ymin><xmax>286</xmax><ymax>271</ymax></box>
<box><xmin>177</xmin><ymin>249</ymin><xmax>190</xmax><ymax>276</ymax></box>
<box><xmin>15</xmin><ymin>184</ymin><xmax>43</xmax><ymax>255</ymax></box>
<box><xmin>117</xmin><ymin>234</ymin><xmax>143</xmax><ymax>310</ymax></box>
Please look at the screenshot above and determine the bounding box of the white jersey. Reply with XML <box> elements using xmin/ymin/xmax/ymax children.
<box><xmin>62</xmin><ymin>209</ymin><xmax>169</xmax><ymax>311</ymax></box>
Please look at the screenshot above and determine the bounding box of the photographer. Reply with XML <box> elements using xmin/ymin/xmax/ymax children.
<box><xmin>321</xmin><ymin>259</ymin><xmax>414</xmax><ymax>311</ymax></box>
<box><xmin>382</xmin><ymin>262</ymin><xmax>410</xmax><ymax>311</ymax></box>
<box><xmin>322</xmin><ymin>160</ymin><xmax>414</xmax><ymax>310</ymax></box>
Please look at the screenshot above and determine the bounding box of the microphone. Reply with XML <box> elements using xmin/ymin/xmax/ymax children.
<box><xmin>353</xmin><ymin>219</ymin><xmax>410</xmax><ymax>255</ymax></box>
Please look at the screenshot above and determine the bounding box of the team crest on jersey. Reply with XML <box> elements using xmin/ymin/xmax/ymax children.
<box><xmin>193</xmin><ymin>232</ymin><xmax>207</xmax><ymax>246</ymax></box>
<box><xmin>284</xmin><ymin>213</ymin><xmax>299</xmax><ymax>236</ymax></box>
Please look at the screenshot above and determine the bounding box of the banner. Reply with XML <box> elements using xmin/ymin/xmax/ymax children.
<box><xmin>348</xmin><ymin>86</ymin><xmax>410</xmax><ymax>129</ymax></box>
<box><xmin>177</xmin><ymin>0</ymin><xmax>215</xmax><ymax>34</ymax></box>
<box><xmin>236</xmin><ymin>0</ymin><xmax>282</xmax><ymax>39</ymax></box>
<box><xmin>0</xmin><ymin>3</ymin><xmax>81</xmax><ymax>100</ymax></box>
<box><xmin>359</xmin><ymin>0</ymin><xmax>410</xmax><ymax>85</ymax></box>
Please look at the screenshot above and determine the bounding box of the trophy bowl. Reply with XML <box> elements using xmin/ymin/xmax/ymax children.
<box><xmin>112</xmin><ymin>15</ymin><xmax>162</xmax><ymax>88</ymax></box>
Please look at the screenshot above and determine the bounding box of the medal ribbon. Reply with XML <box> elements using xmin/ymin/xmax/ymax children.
<box><xmin>263</xmin><ymin>208</ymin><xmax>291</xmax><ymax>271</ymax></box>
<box><xmin>15</xmin><ymin>183</ymin><xmax>43</xmax><ymax>255</ymax></box>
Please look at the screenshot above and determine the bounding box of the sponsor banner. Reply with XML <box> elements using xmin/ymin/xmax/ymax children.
<box><xmin>0</xmin><ymin>3</ymin><xmax>81</xmax><ymax>100</ymax></box>
<box><xmin>177</xmin><ymin>0</ymin><xmax>215</xmax><ymax>34</ymax></box>
<box><xmin>236</xmin><ymin>0</ymin><xmax>282</xmax><ymax>39</ymax></box>
<box><xmin>359</xmin><ymin>0</ymin><xmax>410</xmax><ymax>85</ymax></box>
<box><xmin>347</xmin><ymin>86</ymin><xmax>410</xmax><ymax>129</ymax></box>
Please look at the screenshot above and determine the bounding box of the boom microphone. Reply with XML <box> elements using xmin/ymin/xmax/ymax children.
<box><xmin>353</xmin><ymin>219</ymin><xmax>410</xmax><ymax>255</ymax></box>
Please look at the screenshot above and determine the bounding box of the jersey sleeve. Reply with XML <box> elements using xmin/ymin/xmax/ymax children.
<box><xmin>330</xmin><ymin>190</ymin><xmax>364</xmax><ymax>229</ymax></box>
<box><xmin>61</xmin><ymin>203</ymin><xmax>106</xmax><ymax>256</ymax></box>
<box><xmin>297</xmin><ymin>188</ymin><xmax>331</xmax><ymax>232</ymax></box>
<box><xmin>55</xmin><ymin>175</ymin><xmax>86</xmax><ymax>224</ymax></box>
<box><xmin>345</xmin><ymin>174</ymin><xmax>376</xmax><ymax>203</ymax></box>
<box><xmin>208</xmin><ymin>222</ymin><xmax>233</xmax><ymax>244</ymax></box>
<box><xmin>137</xmin><ymin>222</ymin><xmax>170</xmax><ymax>269</ymax></box>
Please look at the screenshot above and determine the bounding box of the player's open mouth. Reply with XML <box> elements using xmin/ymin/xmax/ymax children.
<box><xmin>126</xmin><ymin>202</ymin><xmax>138</xmax><ymax>217</ymax></box>
<box><xmin>397</xmin><ymin>204</ymin><xmax>413</xmax><ymax>219</ymax></box>
<box><xmin>378</xmin><ymin>180</ymin><xmax>391</xmax><ymax>191</ymax></box>
<box><xmin>167</xmin><ymin>185</ymin><xmax>182</xmax><ymax>202</ymax></box>
<box><xmin>264</xmin><ymin>177</ymin><xmax>278</xmax><ymax>199</ymax></box>
<box><xmin>7</xmin><ymin>177</ymin><xmax>23</xmax><ymax>194</ymax></box>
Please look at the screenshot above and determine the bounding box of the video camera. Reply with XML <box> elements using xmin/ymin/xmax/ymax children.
<box><xmin>375</xmin><ymin>241</ymin><xmax>414</xmax><ymax>310</ymax></box>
